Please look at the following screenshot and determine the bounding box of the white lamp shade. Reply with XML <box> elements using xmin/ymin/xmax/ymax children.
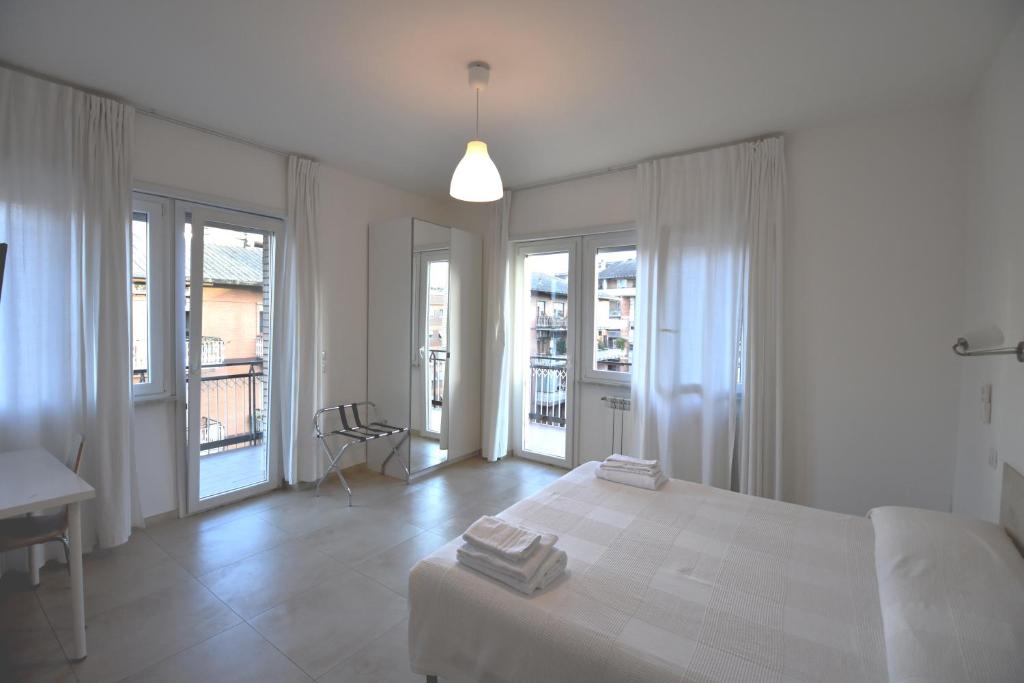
<box><xmin>449</xmin><ymin>140</ymin><xmax>503</xmax><ymax>202</ymax></box>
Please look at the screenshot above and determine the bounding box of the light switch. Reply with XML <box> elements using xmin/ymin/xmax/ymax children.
<box><xmin>981</xmin><ymin>383</ymin><xmax>992</xmax><ymax>424</ymax></box>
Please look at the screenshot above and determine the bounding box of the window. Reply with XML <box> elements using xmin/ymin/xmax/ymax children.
<box><xmin>582</xmin><ymin>232</ymin><xmax>637</xmax><ymax>382</ymax></box>
<box><xmin>130</xmin><ymin>194</ymin><xmax>171</xmax><ymax>398</ymax></box>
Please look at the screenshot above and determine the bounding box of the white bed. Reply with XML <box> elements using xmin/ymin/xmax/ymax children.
<box><xmin>409</xmin><ymin>461</ymin><xmax>1024</xmax><ymax>683</ymax></box>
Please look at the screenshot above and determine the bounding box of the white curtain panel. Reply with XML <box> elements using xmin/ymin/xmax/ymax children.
<box><xmin>481</xmin><ymin>192</ymin><xmax>513</xmax><ymax>462</ymax></box>
<box><xmin>0</xmin><ymin>67</ymin><xmax>140</xmax><ymax>574</ymax></box>
<box><xmin>272</xmin><ymin>156</ymin><xmax>323</xmax><ymax>484</ymax></box>
<box><xmin>631</xmin><ymin>138</ymin><xmax>784</xmax><ymax>497</ymax></box>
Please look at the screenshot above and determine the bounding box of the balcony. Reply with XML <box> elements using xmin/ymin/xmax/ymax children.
<box><xmin>534</xmin><ymin>315</ymin><xmax>567</xmax><ymax>330</ymax></box>
<box><xmin>188</xmin><ymin>358</ymin><xmax>267</xmax><ymax>499</ymax></box>
<box><xmin>525</xmin><ymin>355</ymin><xmax>567</xmax><ymax>458</ymax></box>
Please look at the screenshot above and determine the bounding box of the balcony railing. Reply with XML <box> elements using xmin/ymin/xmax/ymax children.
<box><xmin>201</xmin><ymin>337</ymin><xmax>225</xmax><ymax>365</ymax></box>
<box><xmin>187</xmin><ymin>359</ymin><xmax>265</xmax><ymax>454</ymax></box>
<box><xmin>534</xmin><ymin>315</ymin><xmax>567</xmax><ymax>330</ymax></box>
<box><xmin>529</xmin><ymin>355</ymin><xmax>567</xmax><ymax>426</ymax></box>
<box><xmin>428</xmin><ymin>349</ymin><xmax>447</xmax><ymax>408</ymax></box>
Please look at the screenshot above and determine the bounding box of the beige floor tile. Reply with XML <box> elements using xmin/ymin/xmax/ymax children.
<box><xmin>367</xmin><ymin>489</ymin><xmax>465</xmax><ymax>530</ymax></box>
<box><xmin>255</xmin><ymin>494</ymin><xmax>356</xmax><ymax>536</ymax></box>
<box><xmin>198</xmin><ymin>538</ymin><xmax>348</xmax><ymax>619</ymax></box>
<box><xmin>121</xmin><ymin>623</ymin><xmax>311</xmax><ymax>683</ymax></box>
<box><xmin>428</xmin><ymin>505</ymin><xmax>496</xmax><ymax>543</ymax></box>
<box><xmin>303</xmin><ymin>509</ymin><xmax>424</xmax><ymax>565</ymax></box>
<box><xmin>0</xmin><ymin>579</ymin><xmax>75</xmax><ymax>683</ymax></box>
<box><xmin>0</xmin><ymin>627</ymin><xmax>77</xmax><ymax>683</ymax></box>
<box><xmin>145</xmin><ymin>493</ymin><xmax>290</xmax><ymax>551</ymax></box>
<box><xmin>37</xmin><ymin>556</ymin><xmax>192</xmax><ymax>629</ymax></box>
<box><xmin>353</xmin><ymin>530</ymin><xmax>449</xmax><ymax>597</ymax></box>
<box><xmin>0</xmin><ymin>579</ymin><xmax>51</xmax><ymax>632</ymax></box>
<box><xmin>87</xmin><ymin>529</ymin><xmax>170</xmax><ymax>568</ymax></box>
<box><xmin>250</xmin><ymin>572</ymin><xmax>408</xmax><ymax>678</ymax></box>
<box><xmin>151</xmin><ymin>513</ymin><xmax>292</xmax><ymax>576</ymax></box>
<box><xmin>318</xmin><ymin>618</ymin><xmax>420</xmax><ymax>683</ymax></box>
<box><xmin>55</xmin><ymin>576</ymin><xmax>240</xmax><ymax>683</ymax></box>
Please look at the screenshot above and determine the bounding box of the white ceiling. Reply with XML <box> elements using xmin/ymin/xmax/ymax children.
<box><xmin>1</xmin><ymin>0</ymin><xmax>1020</xmax><ymax>197</ymax></box>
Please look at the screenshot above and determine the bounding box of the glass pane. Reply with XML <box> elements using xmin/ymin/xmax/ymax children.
<box><xmin>192</xmin><ymin>223</ymin><xmax>273</xmax><ymax>500</ymax></box>
<box><xmin>522</xmin><ymin>251</ymin><xmax>568</xmax><ymax>459</ymax></box>
<box><xmin>593</xmin><ymin>246</ymin><xmax>636</xmax><ymax>373</ymax></box>
<box><xmin>131</xmin><ymin>211</ymin><xmax>150</xmax><ymax>385</ymax></box>
<box><xmin>425</xmin><ymin>259</ymin><xmax>449</xmax><ymax>434</ymax></box>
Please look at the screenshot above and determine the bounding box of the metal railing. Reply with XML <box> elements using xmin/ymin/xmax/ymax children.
<box><xmin>534</xmin><ymin>314</ymin><xmax>567</xmax><ymax>329</ymax></box>
<box><xmin>428</xmin><ymin>350</ymin><xmax>447</xmax><ymax>407</ymax></box>
<box><xmin>201</xmin><ymin>337</ymin><xmax>225</xmax><ymax>365</ymax></box>
<box><xmin>187</xmin><ymin>359</ymin><xmax>265</xmax><ymax>454</ymax></box>
<box><xmin>528</xmin><ymin>355</ymin><xmax>567</xmax><ymax>426</ymax></box>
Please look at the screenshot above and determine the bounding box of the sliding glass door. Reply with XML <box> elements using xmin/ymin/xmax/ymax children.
<box><xmin>512</xmin><ymin>238</ymin><xmax>577</xmax><ymax>468</ymax></box>
<box><xmin>180</xmin><ymin>204</ymin><xmax>282</xmax><ymax>513</ymax></box>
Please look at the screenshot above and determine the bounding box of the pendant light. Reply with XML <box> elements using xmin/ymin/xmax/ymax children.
<box><xmin>450</xmin><ymin>61</ymin><xmax>503</xmax><ymax>202</ymax></box>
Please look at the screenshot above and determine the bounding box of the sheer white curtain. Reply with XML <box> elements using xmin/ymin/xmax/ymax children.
<box><xmin>481</xmin><ymin>192</ymin><xmax>512</xmax><ymax>461</ymax></box>
<box><xmin>632</xmin><ymin>139</ymin><xmax>784</xmax><ymax>497</ymax></box>
<box><xmin>0</xmin><ymin>67</ymin><xmax>140</xmax><ymax>573</ymax></box>
<box><xmin>272</xmin><ymin>156</ymin><xmax>323</xmax><ymax>484</ymax></box>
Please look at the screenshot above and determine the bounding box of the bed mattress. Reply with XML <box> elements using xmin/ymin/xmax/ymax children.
<box><xmin>409</xmin><ymin>461</ymin><xmax>888</xmax><ymax>683</ymax></box>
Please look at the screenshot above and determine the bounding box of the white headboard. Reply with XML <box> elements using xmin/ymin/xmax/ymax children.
<box><xmin>1000</xmin><ymin>462</ymin><xmax>1024</xmax><ymax>554</ymax></box>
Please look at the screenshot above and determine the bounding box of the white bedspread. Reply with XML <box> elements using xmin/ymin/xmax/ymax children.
<box><xmin>409</xmin><ymin>461</ymin><xmax>888</xmax><ymax>683</ymax></box>
<box><xmin>871</xmin><ymin>506</ymin><xmax>1024</xmax><ymax>683</ymax></box>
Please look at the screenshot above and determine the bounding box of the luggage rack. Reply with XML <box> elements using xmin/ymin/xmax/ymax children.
<box><xmin>313</xmin><ymin>402</ymin><xmax>410</xmax><ymax>505</ymax></box>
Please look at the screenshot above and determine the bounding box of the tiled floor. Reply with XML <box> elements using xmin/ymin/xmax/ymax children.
<box><xmin>409</xmin><ymin>436</ymin><xmax>446</xmax><ymax>475</ymax></box>
<box><xmin>0</xmin><ymin>456</ymin><xmax>564</xmax><ymax>683</ymax></box>
<box><xmin>199</xmin><ymin>446</ymin><xmax>269</xmax><ymax>500</ymax></box>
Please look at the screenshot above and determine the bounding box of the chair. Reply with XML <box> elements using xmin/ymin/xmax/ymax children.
<box><xmin>313</xmin><ymin>402</ymin><xmax>409</xmax><ymax>505</ymax></box>
<box><xmin>0</xmin><ymin>436</ymin><xmax>84</xmax><ymax>573</ymax></box>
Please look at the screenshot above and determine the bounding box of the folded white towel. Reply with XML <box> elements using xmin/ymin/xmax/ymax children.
<box><xmin>600</xmin><ymin>461</ymin><xmax>660</xmax><ymax>475</ymax></box>
<box><xmin>462</xmin><ymin>516</ymin><xmax>540</xmax><ymax>562</ymax></box>
<box><xmin>596</xmin><ymin>466</ymin><xmax>667</xmax><ymax>490</ymax></box>
<box><xmin>605</xmin><ymin>454</ymin><xmax>658</xmax><ymax>468</ymax></box>
<box><xmin>458</xmin><ymin>543</ymin><xmax>567</xmax><ymax>594</ymax></box>
<box><xmin>457</xmin><ymin>532</ymin><xmax>558</xmax><ymax>583</ymax></box>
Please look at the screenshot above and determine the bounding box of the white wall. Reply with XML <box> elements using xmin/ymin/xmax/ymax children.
<box><xmin>952</xmin><ymin>17</ymin><xmax>1024</xmax><ymax>522</ymax></box>
<box><xmin>784</xmin><ymin>107</ymin><xmax>966</xmax><ymax>516</ymax></box>
<box><xmin>132</xmin><ymin>115</ymin><xmax>459</xmax><ymax>518</ymax></box>
<box><xmin>506</xmin><ymin>104</ymin><xmax>969</xmax><ymax>516</ymax></box>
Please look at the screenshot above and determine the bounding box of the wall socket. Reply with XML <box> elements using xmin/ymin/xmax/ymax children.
<box><xmin>988</xmin><ymin>447</ymin><xmax>999</xmax><ymax>470</ymax></box>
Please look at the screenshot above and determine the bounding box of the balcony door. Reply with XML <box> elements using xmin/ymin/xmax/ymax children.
<box><xmin>512</xmin><ymin>238</ymin><xmax>578</xmax><ymax>468</ymax></box>
<box><xmin>180</xmin><ymin>203</ymin><xmax>282</xmax><ymax>513</ymax></box>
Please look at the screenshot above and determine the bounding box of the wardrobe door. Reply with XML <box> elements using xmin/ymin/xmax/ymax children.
<box><xmin>367</xmin><ymin>218</ymin><xmax>412</xmax><ymax>478</ymax></box>
<box><xmin>447</xmin><ymin>227</ymin><xmax>483</xmax><ymax>460</ymax></box>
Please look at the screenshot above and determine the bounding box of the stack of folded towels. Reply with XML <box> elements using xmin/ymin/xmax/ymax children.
<box><xmin>456</xmin><ymin>516</ymin><xmax>567</xmax><ymax>595</ymax></box>
<box><xmin>596</xmin><ymin>453</ymin><xmax>667</xmax><ymax>490</ymax></box>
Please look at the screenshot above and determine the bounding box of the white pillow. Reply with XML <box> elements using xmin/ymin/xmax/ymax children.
<box><xmin>869</xmin><ymin>506</ymin><xmax>1024</xmax><ymax>683</ymax></box>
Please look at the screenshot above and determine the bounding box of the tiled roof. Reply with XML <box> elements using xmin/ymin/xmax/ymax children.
<box><xmin>598</xmin><ymin>259</ymin><xmax>636</xmax><ymax>280</ymax></box>
<box><xmin>530</xmin><ymin>271</ymin><xmax>568</xmax><ymax>296</ymax></box>
<box><xmin>133</xmin><ymin>239</ymin><xmax>263</xmax><ymax>286</ymax></box>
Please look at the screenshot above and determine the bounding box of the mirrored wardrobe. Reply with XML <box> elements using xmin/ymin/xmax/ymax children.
<box><xmin>367</xmin><ymin>218</ymin><xmax>482</xmax><ymax>479</ymax></box>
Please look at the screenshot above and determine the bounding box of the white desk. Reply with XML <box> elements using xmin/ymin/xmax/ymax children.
<box><xmin>0</xmin><ymin>447</ymin><xmax>96</xmax><ymax>660</ymax></box>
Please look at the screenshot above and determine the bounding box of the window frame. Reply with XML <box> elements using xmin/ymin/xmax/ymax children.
<box><xmin>130</xmin><ymin>193</ymin><xmax>172</xmax><ymax>400</ymax></box>
<box><xmin>581</xmin><ymin>230</ymin><xmax>638</xmax><ymax>385</ymax></box>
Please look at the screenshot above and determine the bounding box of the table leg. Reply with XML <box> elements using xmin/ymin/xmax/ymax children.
<box><xmin>68</xmin><ymin>501</ymin><xmax>87</xmax><ymax>660</ymax></box>
<box><xmin>28</xmin><ymin>540</ymin><xmax>42</xmax><ymax>586</ymax></box>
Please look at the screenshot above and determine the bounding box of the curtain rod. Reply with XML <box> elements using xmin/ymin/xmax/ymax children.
<box><xmin>0</xmin><ymin>59</ymin><xmax>303</xmax><ymax>161</ymax></box>
<box><xmin>509</xmin><ymin>132</ymin><xmax>783</xmax><ymax>193</ymax></box>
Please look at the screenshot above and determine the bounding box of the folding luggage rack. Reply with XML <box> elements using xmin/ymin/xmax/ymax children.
<box><xmin>313</xmin><ymin>402</ymin><xmax>409</xmax><ymax>505</ymax></box>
